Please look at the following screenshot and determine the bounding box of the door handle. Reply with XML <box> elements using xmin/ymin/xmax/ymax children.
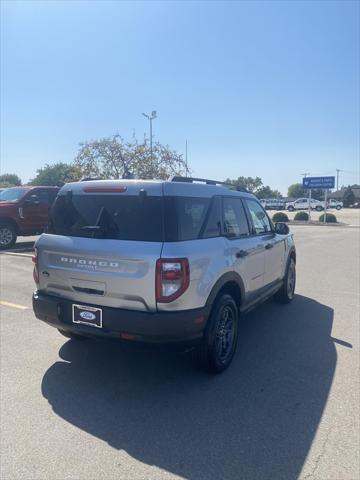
<box><xmin>265</xmin><ymin>243</ymin><xmax>273</xmax><ymax>250</ymax></box>
<box><xmin>236</xmin><ymin>250</ymin><xmax>249</xmax><ymax>258</ymax></box>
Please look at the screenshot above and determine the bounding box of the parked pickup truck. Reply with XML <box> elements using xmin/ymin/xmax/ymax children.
<box><xmin>327</xmin><ymin>199</ymin><xmax>343</xmax><ymax>210</ymax></box>
<box><xmin>0</xmin><ymin>186</ymin><xmax>59</xmax><ymax>249</ymax></box>
<box><xmin>286</xmin><ymin>198</ymin><xmax>325</xmax><ymax>212</ymax></box>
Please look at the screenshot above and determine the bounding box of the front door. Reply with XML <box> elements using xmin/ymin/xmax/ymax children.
<box><xmin>243</xmin><ymin>198</ymin><xmax>285</xmax><ymax>287</ymax></box>
<box><xmin>20</xmin><ymin>189</ymin><xmax>51</xmax><ymax>233</ymax></box>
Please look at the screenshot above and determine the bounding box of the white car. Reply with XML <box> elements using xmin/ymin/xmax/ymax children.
<box><xmin>328</xmin><ymin>199</ymin><xmax>343</xmax><ymax>210</ymax></box>
<box><xmin>286</xmin><ymin>198</ymin><xmax>325</xmax><ymax>212</ymax></box>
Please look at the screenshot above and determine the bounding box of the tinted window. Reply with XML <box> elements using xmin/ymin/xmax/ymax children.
<box><xmin>32</xmin><ymin>190</ymin><xmax>51</xmax><ymax>204</ymax></box>
<box><xmin>164</xmin><ymin>196</ymin><xmax>210</xmax><ymax>241</ymax></box>
<box><xmin>47</xmin><ymin>190</ymin><xmax>58</xmax><ymax>204</ymax></box>
<box><xmin>223</xmin><ymin>197</ymin><xmax>249</xmax><ymax>238</ymax></box>
<box><xmin>0</xmin><ymin>188</ymin><xmax>27</xmax><ymax>203</ymax></box>
<box><xmin>202</xmin><ymin>197</ymin><xmax>221</xmax><ymax>238</ymax></box>
<box><xmin>49</xmin><ymin>194</ymin><xmax>163</xmax><ymax>242</ymax></box>
<box><xmin>245</xmin><ymin>199</ymin><xmax>272</xmax><ymax>235</ymax></box>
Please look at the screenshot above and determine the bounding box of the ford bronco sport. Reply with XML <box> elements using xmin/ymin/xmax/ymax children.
<box><xmin>32</xmin><ymin>177</ymin><xmax>296</xmax><ymax>373</ymax></box>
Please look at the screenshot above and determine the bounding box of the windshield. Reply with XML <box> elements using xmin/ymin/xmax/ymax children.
<box><xmin>0</xmin><ymin>188</ymin><xmax>28</xmax><ymax>203</ymax></box>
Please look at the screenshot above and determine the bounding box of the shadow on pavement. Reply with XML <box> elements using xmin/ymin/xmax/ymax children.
<box><xmin>41</xmin><ymin>295</ymin><xmax>336</xmax><ymax>480</ymax></box>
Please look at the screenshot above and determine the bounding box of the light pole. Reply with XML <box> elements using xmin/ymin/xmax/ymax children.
<box><xmin>336</xmin><ymin>169</ymin><xmax>340</xmax><ymax>190</ymax></box>
<box><xmin>142</xmin><ymin>111</ymin><xmax>157</xmax><ymax>163</ymax></box>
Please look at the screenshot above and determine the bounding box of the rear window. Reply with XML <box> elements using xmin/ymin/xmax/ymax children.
<box><xmin>48</xmin><ymin>194</ymin><xmax>164</xmax><ymax>242</ymax></box>
<box><xmin>49</xmin><ymin>193</ymin><xmax>219</xmax><ymax>242</ymax></box>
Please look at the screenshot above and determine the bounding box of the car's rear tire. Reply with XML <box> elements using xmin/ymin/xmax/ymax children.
<box><xmin>315</xmin><ymin>206</ymin><xmax>323</xmax><ymax>211</ymax></box>
<box><xmin>336</xmin><ymin>205</ymin><xmax>341</xmax><ymax>210</ymax></box>
<box><xmin>0</xmin><ymin>223</ymin><xmax>17</xmax><ymax>250</ymax></box>
<box><xmin>58</xmin><ymin>329</ymin><xmax>87</xmax><ymax>340</ymax></box>
<box><xmin>194</xmin><ymin>294</ymin><xmax>239</xmax><ymax>374</ymax></box>
<box><xmin>274</xmin><ymin>258</ymin><xmax>296</xmax><ymax>304</ymax></box>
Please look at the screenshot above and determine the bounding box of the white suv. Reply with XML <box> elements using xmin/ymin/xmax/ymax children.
<box><xmin>32</xmin><ymin>176</ymin><xmax>296</xmax><ymax>373</ymax></box>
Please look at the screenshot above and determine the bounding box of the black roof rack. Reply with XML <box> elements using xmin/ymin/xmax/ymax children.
<box><xmin>170</xmin><ymin>176</ymin><xmax>249</xmax><ymax>193</ymax></box>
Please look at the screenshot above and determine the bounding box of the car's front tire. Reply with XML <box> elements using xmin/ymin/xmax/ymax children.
<box><xmin>194</xmin><ymin>294</ymin><xmax>239</xmax><ymax>374</ymax></box>
<box><xmin>0</xmin><ymin>223</ymin><xmax>17</xmax><ymax>250</ymax></box>
<box><xmin>275</xmin><ymin>258</ymin><xmax>296</xmax><ymax>304</ymax></box>
<box><xmin>287</xmin><ymin>206</ymin><xmax>294</xmax><ymax>212</ymax></box>
<box><xmin>336</xmin><ymin>205</ymin><xmax>341</xmax><ymax>210</ymax></box>
<box><xmin>315</xmin><ymin>206</ymin><xmax>323</xmax><ymax>211</ymax></box>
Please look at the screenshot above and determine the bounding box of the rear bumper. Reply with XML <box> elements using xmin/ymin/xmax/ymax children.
<box><xmin>32</xmin><ymin>291</ymin><xmax>209</xmax><ymax>344</ymax></box>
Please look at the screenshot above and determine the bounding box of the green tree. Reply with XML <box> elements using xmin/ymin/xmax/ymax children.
<box><xmin>0</xmin><ymin>173</ymin><xmax>22</xmax><ymax>187</ymax></box>
<box><xmin>225</xmin><ymin>176</ymin><xmax>263</xmax><ymax>192</ymax></box>
<box><xmin>74</xmin><ymin>134</ymin><xmax>188</xmax><ymax>180</ymax></box>
<box><xmin>256</xmin><ymin>185</ymin><xmax>282</xmax><ymax>199</ymax></box>
<box><xmin>343</xmin><ymin>185</ymin><xmax>355</xmax><ymax>207</ymax></box>
<box><xmin>29</xmin><ymin>163</ymin><xmax>82</xmax><ymax>186</ymax></box>
<box><xmin>287</xmin><ymin>183</ymin><xmax>305</xmax><ymax>198</ymax></box>
<box><xmin>311</xmin><ymin>189</ymin><xmax>324</xmax><ymax>200</ymax></box>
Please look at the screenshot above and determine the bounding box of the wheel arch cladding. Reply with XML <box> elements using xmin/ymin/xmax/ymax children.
<box><xmin>205</xmin><ymin>272</ymin><xmax>244</xmax><ymax>309</ymax></box>
<box><xmin>0</xmin><ymin>217</ymin><xmax>18</xmax><ymax>233</ymax></box>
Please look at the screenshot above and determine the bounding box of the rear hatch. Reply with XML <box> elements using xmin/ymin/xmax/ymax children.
<box><xmin>36</xmin><ymin>181</ymin><xmax>164</xmax><ymax>312</ymax></box>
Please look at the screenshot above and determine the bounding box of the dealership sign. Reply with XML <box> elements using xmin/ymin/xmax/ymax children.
<box><xmin>303</xmin><ymin>176</ymin><xmax>335</xmax><ymax>189</ymax></box>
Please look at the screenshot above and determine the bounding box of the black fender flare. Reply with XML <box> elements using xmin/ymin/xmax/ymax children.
<box><xmin>205</xmin><ymin>271</ymin><xmax>245</xmax><ymax>308</ymax></box>
<box><xmin>288</xmin><ymin>246</ymin><xmax>296</xmax><ymax>263</ymax></box>
<box><xmin>0</xmin><ymin>217</ymin><xmax>19</xmax><ymax>234</ymax></box>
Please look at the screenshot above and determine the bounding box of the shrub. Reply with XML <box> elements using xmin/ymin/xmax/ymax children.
<box><xmin>294</xmin><ymin>211</ymin><xmax>309</xmax><ymax>221</ymax></box>
<box><xmin>272</xmin><ymin>212</ymin><xmax>289</xmax><ymax>223</ymax></box>
<box><xmin>319</xmin><ymin>213</ymin><xmax>337</xmax><ymax>223</ymax></box>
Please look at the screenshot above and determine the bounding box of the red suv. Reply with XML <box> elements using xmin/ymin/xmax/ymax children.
<box><xmin>0</xmin><ymin>186</ymin><xmax>59</xmax><ymax>249</ymax></box>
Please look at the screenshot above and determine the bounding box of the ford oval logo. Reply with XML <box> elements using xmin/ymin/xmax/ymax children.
<box><xmin>80</xmin><ymin>311</ymin><xmax>96</xmax><ymax>321</ymax></box>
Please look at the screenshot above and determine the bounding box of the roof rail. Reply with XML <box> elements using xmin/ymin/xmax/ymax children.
<box><xmin>170</xmin><ymin>176</ymin><xmax>249</xmax><ymax>193</ymax></box>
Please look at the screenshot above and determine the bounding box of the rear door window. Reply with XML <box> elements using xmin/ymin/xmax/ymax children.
<box><xmin>34</xmin><ymin>190</ymin><xmax>51</xmax><ymax>204</ymax></box>
<box><xmin>223</xmin><ymin>197</ymin><xmax>250</xmax><ymax>238</ymax></box>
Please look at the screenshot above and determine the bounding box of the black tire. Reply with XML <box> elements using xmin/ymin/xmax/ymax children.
<box><xmin>336</xmin><ymin>205</ymin><xmax>341</xmax><ymax>210</ymax></box>
<box><xmin>57</xmin><ymin>329</ymin><xmax>87</xmax><ymax>340</ymax></box>
<box><xmin>194</xmin><ymin>294</ymin><xmax>239</xmax><ymax>374</ymax></box>
<box><xmin>315</xmin><ymin>206</ymin><xmax>323</xmax><ymax>211</ymax></box>
<box><xmin>287</xmin><ymin>206</ymin><xmax>294</xmax><ymax>212</ymax></box>
<box><xmin>274</xmin><ymin>257</ymin><xmax>296</xmax><ymax>304</ymax></box>
<box><xmin>0</xmin><ymin>223</ymin><xmax>17</xmax><ymax>250</ymax></box>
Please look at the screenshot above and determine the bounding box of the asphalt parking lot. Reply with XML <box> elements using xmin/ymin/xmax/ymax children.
<box><xmin>0</xmin><ymin>224</ymin><xmax>359</xmax><ymax>480</ymax></box>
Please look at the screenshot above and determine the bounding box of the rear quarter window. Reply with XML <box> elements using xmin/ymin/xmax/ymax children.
<box><xmin>164</xmin><ymin>197</ymin><xmax>211</xmax><ymax>241</ymax></box>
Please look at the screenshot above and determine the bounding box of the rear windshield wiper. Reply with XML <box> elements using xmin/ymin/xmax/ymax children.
<box><xmin>81</xmin><ymin>225</ymin><xmax>103</xmax><ymax>232</ymax></box>
<box><xmin>80</xmin><ymin>207</ymin><xmax>119</xmax><ymax>238</ymax></box>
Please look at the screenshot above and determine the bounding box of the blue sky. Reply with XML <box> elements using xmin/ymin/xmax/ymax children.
<box><xmin>1</xmin><ymin>0</ymin><xmax>359</xmax><ymax>194</ymax></box>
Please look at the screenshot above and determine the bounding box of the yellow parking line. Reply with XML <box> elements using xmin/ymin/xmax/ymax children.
<box><xmin>0</xmin><ymin>300</ymin><xmax>29</xmax><ymax>310</ymax></box>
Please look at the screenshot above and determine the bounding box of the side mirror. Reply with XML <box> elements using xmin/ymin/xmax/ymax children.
<box><xmin>274</xmin><ymin>222</ymin><xmax>289</xmax><ymax>235</ymax></box>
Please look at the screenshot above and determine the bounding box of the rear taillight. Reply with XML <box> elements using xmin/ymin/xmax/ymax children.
<box><xmin>156</xmin><ymin>258</ymin><xmax>190</xmax><ymax>303</ymax></box>
<box><xmin>32</xmin><ymin>247</ymin><xmax>39</xmax><ymax>285</ymax></box>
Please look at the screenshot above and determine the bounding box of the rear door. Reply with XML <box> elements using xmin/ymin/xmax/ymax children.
<box><xmin>222</xmin><ymin>196</ymin><xmax>265</xmax><ymax>295</ymax></box>
<box><xmin>36</xmin><ymin>183</ymin><xmax>164</xmax><ymax>312</ymax></box>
